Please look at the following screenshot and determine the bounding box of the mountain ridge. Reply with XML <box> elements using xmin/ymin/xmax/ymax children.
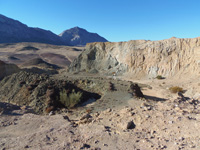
<box><xmin>0</xmin><ymin>14</ymin><xmax>108</xmax><ymax>46</ymax></box>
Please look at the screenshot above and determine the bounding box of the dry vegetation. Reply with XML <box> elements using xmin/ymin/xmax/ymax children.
<box><xmin>59</xmin><ymin>89</ymin><xmax>82</xmax><ymax>108</ymax></box>
<box><xmin>169</xmin><ymin>86</ymin><xmax>183</xmax><ymax>93</ymax></box>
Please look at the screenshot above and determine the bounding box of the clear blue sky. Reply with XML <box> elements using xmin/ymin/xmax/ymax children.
<box><xmin>0</xmin><ymin>0</ymin><xmax>200</xmax><ymax>42</ymax></box>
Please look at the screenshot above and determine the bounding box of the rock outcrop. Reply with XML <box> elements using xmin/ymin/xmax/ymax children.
<box><xmin>0</xmin><ymin>60</ymin><xmax>20</xmax><ymax>80</ymax></box>
<box><xmin>59</xmin><ymin>27</ymin><xmax>108</xmax><ymax>46</ymax></box>
<box><xmin>69</xmin><ymin>37</ymin><xmax>200</xmax><ymax>78</ymax></box>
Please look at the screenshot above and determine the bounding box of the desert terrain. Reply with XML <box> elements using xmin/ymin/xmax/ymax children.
<box><xmin>0</xmin><ymin>42</ymin><xmax>83</xmax><ymax>69</ymax></box>
<box><xmin>0</xmin><ymin>39</ymin><xmax>200</xmax><ymax>150</ymax></box>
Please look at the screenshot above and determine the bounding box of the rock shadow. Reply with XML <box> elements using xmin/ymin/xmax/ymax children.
<box><xmin>144</xmin><ymin>95</ymin><xmax>167</xmax><ymax>102</ymax></box>
<box><xmin>0</xmin><ymin>102</ymin><xmax>22</xmax><ymax>116</ymax></box>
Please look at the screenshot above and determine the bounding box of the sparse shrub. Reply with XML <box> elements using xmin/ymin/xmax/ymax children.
<box><xmin>169</xmin><ymin>86</ymin><xmax>183</xmax><ymax>93</ymax></box>
<box><xmin>59</xmin><ymin>89</ymin><xmax>82</xmax><ymax>108</ymax></box>
<box><xmin>156</xmin><ymin>75</ymin><xmax>165</xmax><ymax>80</ymax></box>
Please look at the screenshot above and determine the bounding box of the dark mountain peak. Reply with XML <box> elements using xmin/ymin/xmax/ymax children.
<box><xmin>59</xmin><ymin>27</ymin><xmax>108</xmax><ymax>46</ymax></box>
<box><xmin>59</xmin><ymin>26</ymin><xmax>87</xmax><ymax>36</ymax></box>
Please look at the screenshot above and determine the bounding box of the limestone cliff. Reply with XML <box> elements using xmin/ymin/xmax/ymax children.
<box><xmin>0</xmin><ymin>60</ymin><xmax>20</xmax><ymax>79</ymax></box>
<box><xmin>69</xmin><ymin>37</ymin><xmax>200</xmax><ymax>78</ymax></box>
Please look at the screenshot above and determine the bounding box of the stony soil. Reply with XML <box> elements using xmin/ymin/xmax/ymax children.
<box><xmin>0</xmin><ymin>73</ymin><xmax>200</xmax><ymax>150</ymax></box>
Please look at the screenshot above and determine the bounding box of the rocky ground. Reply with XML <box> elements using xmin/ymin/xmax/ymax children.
<box><xmin>0</xmin><ymin>72</ymin><xmax>200</xmax><ymax>150</ymax></box>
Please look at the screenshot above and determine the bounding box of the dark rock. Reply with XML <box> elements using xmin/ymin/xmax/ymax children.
<box><xmin>80</xmin><ymin>144</ymin><xmax>91</xmax><ymax>149</ymax></box>
<box><xmin>24</xmin><ymin>145</ymin><xmax>29</xmax><ymax>148</ymax></box>
<box><xmin>130</xmin><ymin>84</ymin><xmax>144</xmax><ymax>98</ymax></box>
<box><xmin>127</xmin><ymin>120</ymin><xmax>136</xmax><ymax>129</ymax></box>
<box><xmin>80</xmin><ymin>114</ymin><xmax>92</xmax><ymax>120</ymax></box>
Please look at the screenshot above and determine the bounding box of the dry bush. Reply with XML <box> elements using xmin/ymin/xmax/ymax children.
<box><xmin>169</xmin><ymin>86</ymin><xmax>183</xmax><ymax>93</ymax></box>
<box><xmin>59</xmin><ymin>89</ymin><xmax>82</xmax><ymax>108</ymax></box>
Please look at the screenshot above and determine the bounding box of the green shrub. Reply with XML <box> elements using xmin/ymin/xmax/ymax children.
<box><xmin>59</xmin><ymin>89</ymin><xmax>82</xmax><ymax>108</ymax></box>
<box><xmin>169</xmin><ymin>86</ymin><xmax>183</xmax><ymax>93</ymax></box>
<box><xmin>156</xmin><ymin>75</ymin><xmax>164</xmax><ymax>80</ymax></box>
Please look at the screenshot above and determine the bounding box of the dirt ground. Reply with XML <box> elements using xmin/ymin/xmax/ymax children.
<box><xmin>1</xmin><ymin>73</ymin><xmax>200</xmax><ymax>150</ymax></box>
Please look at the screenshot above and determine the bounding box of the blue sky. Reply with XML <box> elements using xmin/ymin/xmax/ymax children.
<box><xmin>0</xmin><ymin>0</ymin><xmax>200</xmax><ymax>42</ymax></box>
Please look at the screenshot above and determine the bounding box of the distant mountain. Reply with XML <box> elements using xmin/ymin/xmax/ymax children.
<box><xmin>59</xmin><ymin>27</ymin><xmax>108</xmax><ymax>46</ymax></box>
<box><xmin>0</xmin><ymin>14</ymin><xmax>108</xmax><ymax>46</ymax></box>
<box><xmin>0</xmin><ymin>14</ymin><xmax>66</xmax><ymax>45</ymax></box>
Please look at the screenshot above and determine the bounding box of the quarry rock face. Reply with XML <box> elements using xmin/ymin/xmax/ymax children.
<box><xmin>69</xmin><ymin>37</ymin><xmax>200</xmax><ymax>78</ymax></box>
<box><xmin>0</xmin><ymin>60</ymin><xmax>20</xmax><ymax>79</ymax></box>
<box><xmin>59</xmin><ymin>27</ymin><xmax>108</xmax><ymax>46</ymax></box>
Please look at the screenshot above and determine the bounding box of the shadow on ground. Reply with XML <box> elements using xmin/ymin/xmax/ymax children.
<box><xmin>144</xmin><ymin>95</ymin><xmax>167</xmax><ymax>102</ymax></box>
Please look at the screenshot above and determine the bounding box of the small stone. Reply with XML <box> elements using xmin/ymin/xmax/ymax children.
<box><xmin>105</xmin><ymin>108</ymin><xmax>112</xmax><ymax>113</ymax></box>
<box><xmin>161</xmin><ymin>145</ymin><xmax>167</xmax><ymax>149</ymax></box>
<box><xmin>94</xmin><ymin>140</ymin><xmax>99</xmax><ymax>144</ymax></box>
<box><xmin>127</xmin><ymin>120</ymin><xmax>136</xmax><ymax>129</ymax></box>
<box><xmin>49</xmin><ymin>111</ymin><xmax>54</xmax><ymax>116</ymax></box>
<box><xmin>80</xmin><ymin>114</ymin><xmax>92</xmax><ymax>120</ymax></box>
<box><xmin>80</xmin><ymin>144</ymin><xmax>91</xmax><ymax>149</ymax></box>
<box><xmin>103</xmin><ymin>144</ymin><xmax>108</xmax><ymax>146</ymax></box>
<box><xmin>145</xmin><ymin>115</ymin><xmax>150</xmax><ymax>118</ymax></box>
<box><xmin>24</xmin><ymin>145</ymin><xmax>29</xmax><ymax>148</ymax></box>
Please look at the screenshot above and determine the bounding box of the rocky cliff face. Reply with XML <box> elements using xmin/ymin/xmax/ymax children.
<box><xmin>0</xmin><ymin>60</ymin><xmax>20</xmax><ymax>79</ymax></box>
<box><xmin>69</xmin><ymin>37</ymin><xmax>200</xmax><ymax>78</ymax></box>
<box><xmin>59</xmin><ymin>27</ymin><xmax>108</xmax><ymax>46</ymax></box>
